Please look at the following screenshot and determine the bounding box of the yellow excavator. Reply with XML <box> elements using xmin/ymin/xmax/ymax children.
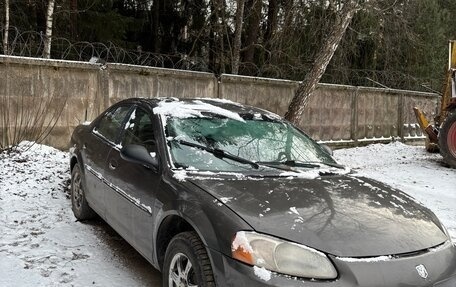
<box><xmin>414</xmin><ymin>40</ymin><xmax>456</xmax><ymax>168</ymax></box>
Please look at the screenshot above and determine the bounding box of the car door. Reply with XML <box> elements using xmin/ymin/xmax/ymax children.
<box><xmin>103</xmin><ymin>106</ymin><xmax>160</xmax><ymax>261</ymax></box>
<box><xmin>82</xmin><ymin>104</ymin><xmax>132</xmax><ymax>219</ymax></box>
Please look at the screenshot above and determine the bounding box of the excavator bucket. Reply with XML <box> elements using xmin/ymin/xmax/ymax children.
<box><xmin>413</xmin><ymin>107</ymin><xmax>439</xmax><ymax>144</ymax></box>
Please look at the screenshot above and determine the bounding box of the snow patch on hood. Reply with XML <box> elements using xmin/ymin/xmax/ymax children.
<box><xmin>279</xmin><ymin>166</ymin><xmax>350</xmax><ymax>179</ymax></box>
<box><xmin>336</xmin><ymin>255</ymin><xmax>392</xmax><ymax>263</ymax></box>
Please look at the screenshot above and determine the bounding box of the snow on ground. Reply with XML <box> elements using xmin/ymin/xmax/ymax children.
<box><xmin>0</xmin><ymin>142</ymin><xmax>161</xmax><ymax>287</ymax></box>
<box><xmin>334</xmin><ymin>141</ymin><xmax>456</xmax><ymax>241</ymax></box>
<box><xmin>0</xmin><ymin>141</ymin><xmax>455</xmax><ymax>286</ymax></box>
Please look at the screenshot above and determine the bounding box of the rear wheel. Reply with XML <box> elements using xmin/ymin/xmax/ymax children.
<box><xmin>71</xmin><ymin>163</ymin><xmax>95</xmax><ymax>220</ymax></box>
<box><xmin>163</xmin><ymin>232</ymin><xmax>215</xmax><ymax>287</ymax></box>
<box><xmin>439</xmin><ymin>111</ymin><xmax>456</xmax><ymax>168</ymax></box>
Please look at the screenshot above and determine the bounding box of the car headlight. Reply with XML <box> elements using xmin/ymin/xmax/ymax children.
<box><xmin>231</xmin><ymin>231</ymin><xmax>337</xmax><ymax>279</ymax></box>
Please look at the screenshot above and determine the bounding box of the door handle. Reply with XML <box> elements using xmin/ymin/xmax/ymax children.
<box><xmin>109</xmin><ymin>160</ymin><xmax>117</xmax><ymax>170</ymax></box>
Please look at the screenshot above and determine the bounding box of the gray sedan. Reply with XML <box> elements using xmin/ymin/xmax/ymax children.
<box><xmin>69</xmin><ymin>97</ymin><xmax>456</xmax><ymax>286</ymax></box>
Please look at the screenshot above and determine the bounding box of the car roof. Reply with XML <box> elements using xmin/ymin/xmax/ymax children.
<box><xmin>116</xmin><ymin>97</ymin><xmax>280</xmax><ymax>118</ymax></box>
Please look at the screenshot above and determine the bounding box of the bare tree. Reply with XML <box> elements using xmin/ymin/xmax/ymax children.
<box><xmin>285</xmin><ymin>0</ymin><xmax>362</xmax><ymax>124</ymax></box>
<box><xmin>43</xmin><ymin>0</ymin><xmax>56</xmax><ymax>59</ymax></box>
<box><xmin>231</xmin><ymin>0</ymin><xmax>245</xmax><ymax>74</ymax></box>
<box><xmin>70</xmin><ymin>0</ymin><xmax>78</xmax><ymax>40</ymax></box>
<box><xmin>264</xmin><ymin>0</ymin><xmax>278</xmax><ymax>51</ymax></box>
<box><xmin>242</xmin><ymin>0</ymin><xmax>262</xmax><ymax>64</ymax></box>
<box><xmin>3</xmin><ymin>0</ymin><xmax>9</xmax><ymax>55</ymax></box>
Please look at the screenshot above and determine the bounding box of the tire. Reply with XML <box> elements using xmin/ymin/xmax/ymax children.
<box><xmin>163</xmin><ymin>232</ymin><xmax>215</xmax><ymax>287</ymax></box>
<box><xmin>71</xmin><ymin>163</ymin><xmax>96</xmax><ymax>220</ymax></box>
<box><xmin>439</xmin><ymin>111</ymin><xmax>456</xmax><ymax>168</ymax></box>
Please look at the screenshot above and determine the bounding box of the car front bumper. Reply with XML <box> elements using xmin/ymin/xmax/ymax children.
<box><xmin>208</xmin><ymin>241</ymin><xmax>456</xmax><ymax>287</ymax></box>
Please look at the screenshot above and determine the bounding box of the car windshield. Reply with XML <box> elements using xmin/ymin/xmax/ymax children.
<box><xmin>164</xmin><ymin>114</ymin><xmax>338</xmax><ymax>172</ymax></box>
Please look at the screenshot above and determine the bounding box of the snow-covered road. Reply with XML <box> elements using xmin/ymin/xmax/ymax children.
<box><xmin>0</xmin><ymin>141</ymin><xmax>454</xmax><ymax>286</ymax></box>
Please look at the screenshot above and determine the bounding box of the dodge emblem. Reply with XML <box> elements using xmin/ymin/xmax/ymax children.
<box><xmin>415</xmin><ymin>264</ymin><xmax>428</xmax><ymax>279</ymax></box>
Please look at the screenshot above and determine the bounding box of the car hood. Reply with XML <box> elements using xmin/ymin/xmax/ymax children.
<box><xmin>190</xmin><ymin>174</ymin><xmax>448</xmax><ymax>257</ymax></box>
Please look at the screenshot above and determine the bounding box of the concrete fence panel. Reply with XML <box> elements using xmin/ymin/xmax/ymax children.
<box><xmin>107</xmin><ymin>64</ymin><xmax>217</xmax><ymax>106</ymax></box>
<box><xmin>356</xmin><ymin>88</ymin><xmax>400</xmax><ymax>141</ymax></box>
<box><xmin>0</xmin><ymin>57</ymin><xmax>101</xmax><ymax>148</ymax></box>
<box><xmin>301</xmin><ymin>84</ymin><xmax>353</xmax><ymax>142</ymax></box>
<box><xmin>0</xmin><ymin>56</ymin><xmax>440</xmax><ymax>150</ymax></box>
<box><xmin>219</xmin><ymin>74</ymin><xmax>297</xmax><ymax>115</ymax></box>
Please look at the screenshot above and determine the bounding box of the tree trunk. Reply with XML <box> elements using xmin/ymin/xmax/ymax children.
<box><xmin>208</xmin><ymin>1</ymin><xmax>217</xmax><ymax>72</ymax></box>
<box><xmin>3</xmin><ymin>0</ymin><xmax>9</xmax><ymax>55</ymax></box>
<box><xmin>208</xmin><ymin>0</ymin><xmax>224</xmax><ymax>74</ymax></box>
<box><xmin>242</xmin><ymin>0</ymin><xmax>262</xmax><ymax>64</ymax></box>
<box><xmin>152</xmin><ymin>0</ymin><xmax>160</xmax><ymax>53</ymax></box>
<box><xmin>284</xmin><ymin>0</ymin><xmax>361</xmax><ymax>124</ymax></box>
<box><xmin>70</xmin><ymin>0</ymin><xmax>78</xmax><ymax>40</ymax></box>
<box><xmin>43</xmin><ymin>0</ymin><xmax>55</xmax><ymax>59</ymax></box>
<box><xmin>264</xmin><ymin>0</ymin><xmax>278</xmax><ymax>50</ymax></box>
<box><xmin>217</xmin><ymin>0</ymin><xmax>225</xmax><ymax>73</ymax></box>
<box><xmin>231</xmin><ymin>0</ymin><xmax>245</xmax><ymax>74</ymax></box>
<box><xmin>276</xmin><ymin>0</ymin><xmax>294</xmax><ymax>59</ymax></box>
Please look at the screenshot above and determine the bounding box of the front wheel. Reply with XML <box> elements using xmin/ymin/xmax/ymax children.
<box><xmin>163</xmin><ymin>232</ymin><xmax>215</xmax><ymax>287</ymax></box>
<box><xmin>71</xmin><ymin>163</ymin><xmax>95</xmax><ymax>220</ymax></box>
<box><xmin>439</xmin><ymin>111</ymin><xmax>456</xmax><ymax>168</ymax></box>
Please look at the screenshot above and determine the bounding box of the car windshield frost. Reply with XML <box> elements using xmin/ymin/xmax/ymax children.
<box><xmin>165</xmin><ymin>115</ymin><xmax>337</xmax><ymax>172</ymax></box>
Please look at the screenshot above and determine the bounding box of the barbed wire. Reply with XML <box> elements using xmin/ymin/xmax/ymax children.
<box><xmin>0</xmin><ymin>26</ymin><xmax>441</xmax><ymax>93</ymax></box>
<box><xmin>0</xmin><ymin>26</ymin><xmax>212</xmax><ymax>72</ymax></box>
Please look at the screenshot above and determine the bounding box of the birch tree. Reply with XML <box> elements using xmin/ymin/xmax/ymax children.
<box><xmin>43</xmin><ymin>0</ymin><xmax>56</xmax><ymax>59</ymax></box>
<box><xmin>285</xmin><ymin>0</ymin><xmax>362</xmax><ymax>124</ymax></box>
<box><xmin>3</xmin><ymin>0</ymin><xmax>9</xmax><ymax>55</ymax></box>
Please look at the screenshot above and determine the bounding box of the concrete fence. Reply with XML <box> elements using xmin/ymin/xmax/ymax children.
<box><xmin>0</xmin><ymin>56</ymin><xmax>439</xmax><ymax>150</ymax></box>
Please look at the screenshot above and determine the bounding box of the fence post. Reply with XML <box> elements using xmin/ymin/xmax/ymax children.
<box><xmin>351</xmin><ymin>87</ymin><xmax>359</xmax><ymax>146</ymax></box>
<box><xmin>96</xmin><ymin>64</ymin><xmax>109</xmax><ymax>114</ymax></box>
<box><xmin>1</xmin><ymin>61</ymin><xmax>10</xmax><ymax>148</ymax></box>
<box><xmin>216</xmin><ymin>75</ymin><xmax>221</xmax><ymax>99</ymax></box>
<box><xmin>397</xmin><ymin>93</ymin><xmax>405</xmax><ymax>141</ymax></box>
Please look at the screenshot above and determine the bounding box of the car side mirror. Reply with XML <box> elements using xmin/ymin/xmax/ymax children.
<box><xmin>320</xmin><ymin>144</ymin><xmax>333</xmax><ymax>156</ymax></box>
<box><xmin>120</xmin><ymin>144</ymin><xmax>159</xmax><ymax>171</ymax></box>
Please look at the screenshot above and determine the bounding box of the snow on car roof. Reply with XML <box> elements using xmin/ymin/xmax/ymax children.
<box><xmin>153</xmin><ymin>99</ymin><xmax>246</xmax><ymax>122</ymax></box>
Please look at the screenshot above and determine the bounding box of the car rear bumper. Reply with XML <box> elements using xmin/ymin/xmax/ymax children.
<box><xmin>208</xmin><ymin>241</ymin><xmax>456</xmax><ymax>287</ymax></box>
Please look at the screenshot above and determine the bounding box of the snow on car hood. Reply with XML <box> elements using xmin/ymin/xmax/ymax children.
<box><xmin>190</xmin><ymin>174</ymin><xmax>448</xmax><ymax>257</ymax></box>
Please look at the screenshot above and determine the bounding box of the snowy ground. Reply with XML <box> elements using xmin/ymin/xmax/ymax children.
<box><xmin>0</xmin><ymin>141</ymin><xmax>455</xmax><ymax>286</ymax></box>
<box><xmin>0</xmin><ymin>142</ymin><xmax>161</xmax><ymax>287</ymax></box>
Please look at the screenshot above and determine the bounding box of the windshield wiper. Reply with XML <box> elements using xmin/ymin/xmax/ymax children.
<box><xmin>253</xmin><ymin>161</ymin><xmax>300</xmax><ymax>172</ymax></box>
<box><xmin>257</xmin><ymin>160</ymin><xmax>344</xmax><ymax>169</ymax></box>
<box><xmin>257</xmin><ymin>160</ymin><xmax>320</xmax><ymax>169</ymax></box>
<box><xmin>305</xmin><ymin>161</ymin><xmax>345</xmax><ymax>169</ymax></box>
<box><xmin>172</xmin><ymin>139</ymin><xmax>259</xmax><ymax>169</ymax></box>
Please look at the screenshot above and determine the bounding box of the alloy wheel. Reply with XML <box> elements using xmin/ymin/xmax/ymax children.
<box><xmin>168</xmin><ymin>252</ymin><xmax>197</xmax><ymax>287</ymax></box>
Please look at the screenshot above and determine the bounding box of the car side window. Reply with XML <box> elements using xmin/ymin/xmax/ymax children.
<box><xmin>94</xmin><ymin>105</ymin><xmax>131</xmax><ymax>144</ymax></box>
<box><xmin>122</xmin><ymin>107</ymin><xmax>156</xmax><ymax>151</ymax></box>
